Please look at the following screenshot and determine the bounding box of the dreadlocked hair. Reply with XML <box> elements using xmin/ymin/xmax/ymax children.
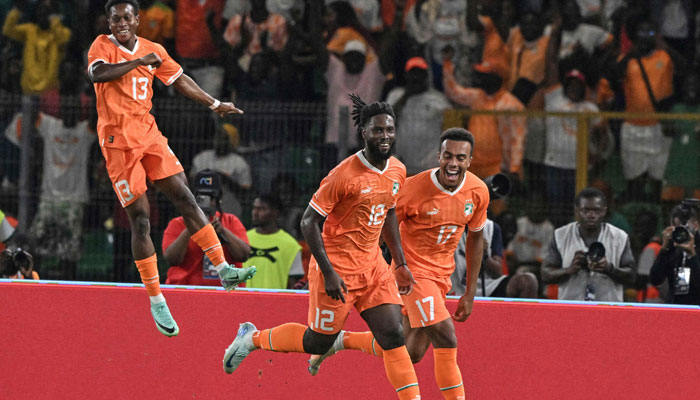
<box><xmin>349</xmin><ymin>93</ymin><xmax>395</xmax><ymax>135</ymax></box>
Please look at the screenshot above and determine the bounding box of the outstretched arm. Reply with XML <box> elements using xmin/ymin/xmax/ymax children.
<box><xmin>172</xmin><ymin>74</ymin><xmax>243</xmax><ymax>117</ymax></box>
<box><xmin>381</xmin><ymin>207</ymin><xmax>415</xmax><ymax>295</ymax></box>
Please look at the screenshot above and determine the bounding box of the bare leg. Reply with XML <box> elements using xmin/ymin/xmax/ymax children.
<box><xmin>152</xmin><ymin>172</ymin><xmax>208</xmax><ymax>233</ymax></box>
<box><xmin>123</xmin><ymin>194</ymin><xmax>155</xmax><ymax>260</ymax></box>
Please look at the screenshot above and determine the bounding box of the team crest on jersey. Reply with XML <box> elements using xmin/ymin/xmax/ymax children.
<box><xmin>464</xmin><ymin>200</ymin><xmax>474</xmax><ymax>216</ymax></box>
<box><xmin>392</xmin><ymin>182</ymin><xmax>400</xmax><ymax>195</ymax></box>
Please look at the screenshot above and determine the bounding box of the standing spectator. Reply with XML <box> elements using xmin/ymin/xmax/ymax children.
<box><xmin>4</xmin><ymin>93</ymin><xmax>95</xmax><ymax>280</ymax></box>
<box><xmin>614</xmin><ymin>20</ymin><xmax>674</xmax><ymax>202</ymax></box>
<box><xmin>324</xmin><ymin>0</ymin><xmax>377</xmax><ymax>63</ymax></box>
<box><xmin>505</xmin><ymin>193</ymin><xmax>555</xmax><ymax>276</ymax></box>
<box><xmin>655</xmin><ymin>0</ymin><xmax>694</xmax><ymax>60</ymax></box>
<box><xmin>385</xmin><ymin>57</ymin><xmax>450</xmax><ymax>175</ymax></box>
<box><xmin>541</xmin><ymin>187</ymin><xmax>636</xmax><ymax>302</ymax></box>
<box><xmin>190</xmin><ymin>123</ymin><xmax>252</xmax><ymax>218</ymax></box>
<box><xmin>558</xmin><ymin>0</ymin><xmax>612</xmax><ymax>59</ymax></box>
<box><xmin>164</xmin><ymin>169</ymin><xmax>250</xmax><ymax>286</ymax></box>
<box><xmin>243</xmin><ymin>194</ymin><xmax>304</xmax><ymax>289</ymax></box>
<box><xmin>442</xmin><ymin>52</ymin><xmax>526</xmax><ymax>180</ymax></box>
<box><xmin>222</xmin><ymin>0</ymin><xmax>288</xmax><ymax>72</ymax></box>
<box><xmin>506</xmin><ymin>10</ymin><xmax>549</xmax><ymax>103</ymax></box>
<box><xmin>649</xmin><ymin>200</ymin><xmax>700</xmax><ymax>305</ymax></box>
<box><xmin>175</xmin><ymin>0</ymin><xmax>226</xmax><ymax>98</ymax></box>
<box><xmin>542</xmin><ymin>20</ymin><xmax>605</xmax><ymax>225</ymax></box>
<box><xmin>137</xmin><ymin>0</ymin><xmax>175</xmax><ymax>49</ymax></box>
<box><xmin>2</xmin><ymin>0</ymin><xmax>71</xmax><ymax>94</ymax></box>
<box><xmin>466</xmin><ymin>0</ymin><xmax>514</xmax><ymax>81</ymax></box>
<box><xmin>335</xmin><ymin>0</ymin><xmax>382</xmax><ymax>34</ymax></box>
<box><xmin>662</xmin><ymin>74</ymin><xmax>700</xmax><ymax>203</ymax></box>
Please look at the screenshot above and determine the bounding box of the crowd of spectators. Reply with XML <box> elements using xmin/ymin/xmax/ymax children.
<box><xmin>1</xmin><ymin>0</ymin><xmax>699</xmax><ymax>304</ymax></box>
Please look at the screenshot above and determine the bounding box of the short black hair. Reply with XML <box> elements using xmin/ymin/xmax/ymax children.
<box><xmin>349</xmin><ymin>93</ymin><xmax>395</xmax><ymax>136</ymax></box>
<box><xmin>439</xmin><ymin>128</ymin><xmax>475</xmax><ymax>155</ymax></box>
<box><xmin>105</xmin><ymin>0</ymin><xmax>140</xmax><ymax>15</ymax></box>
<box><xmin>575</xmin><ymin>187</ymin><xmax>607</xmax><ymax>208</ymax></box>
<box><xmin>256</xmin><ymin>193</ymin><xmax>283</xmax><ymax>212</ymax></box>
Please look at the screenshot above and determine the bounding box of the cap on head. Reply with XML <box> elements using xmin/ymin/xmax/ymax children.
<box><xmin>193</xmin><ymin>169</ymin><xmax>222</xmax><ymax>199</ymax></box>
<box><xmin>343</xmin><ymin>40</ymin><xmax>367</xmax><ymax>55</ymax></box>
<box><xmin>565</xmin><ymin>69</ymin><xmax>586</xmax><ymax>85</ymax></box>
<box><xmin>405</xmin><ymin>57</ymin><xmax>428</xmax><ymax>72</ymax></box>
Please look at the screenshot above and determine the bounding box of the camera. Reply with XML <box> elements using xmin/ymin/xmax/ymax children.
<box><xmin>196</xmin><ymin>192</ymin><xmax>215</xmax><ymax>216</ymax></box>
<box><xmin>483</xmin><ymin>173</ymin><xmax>511</xmax><ymax>200</ymax></box>
<box><xmin>585</xmin><ymin>242</ymin><xmax>606</xmax><ymax>264</ymax></box>
<box><xmin>1</xmin><ymin>248</ymin><xmax>31</xmax><ymax>277</ymax></box>
<box><xmin>671</xmin><ymin>198</ymin><xmax>699</xmax><ymax>245</ymax></box>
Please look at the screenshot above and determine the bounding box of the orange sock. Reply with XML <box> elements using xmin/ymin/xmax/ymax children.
<box><xmin>344</xmin><ymin>331</ymin><xmax>384</xmax><ymax>357</ymax></box>
<box><xmin>135</xmin><ymin>254</ymin><xmax>161</xmax><ymax>297</ymax></box>
<box><xmin>190</xmin><ymin>224</ymin><xmax>226</xmax><ymax>266</ymax></box>
<box><xmin>434</xmin><ymin>348</ymin><xmax>464</xmax><ymax>400</ymax></box>
<box><xmin>383</xmin><ymin>346</ymin><xmax>421</xmax><ymax>400</ymax></box>
<box><xmin>251</xmin><ymin>323</ymin><xmax>307</xmax><ymax>353</ymax></box>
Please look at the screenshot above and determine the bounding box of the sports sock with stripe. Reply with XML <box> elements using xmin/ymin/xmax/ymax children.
<box><xmin>383</xmin><ymin>346</ymin><xmax>421</xmax><ymax>400</ymax></box>
<box><xmin>343</xmin><ymin>331</ymin><xmax>384</xmax><ymax>357</ymax></box>
<box><xmin>135</xmin><ymin>254</ymin><xmax>162</xmax><ymax>298</ymax></box>
<box><xmin>190</xmin><ymin>223</ymin><xmax>227</xmax><ymax>268</ymax></box>
<box><xmin>434</xmin><ymin>347</ymin><xmax>465</xmax><ymax>400</ymax></box>
<box><xmin>252</xmin><ymin>323</ymin><xmax>307</xmax><ymax>353</ymax></box>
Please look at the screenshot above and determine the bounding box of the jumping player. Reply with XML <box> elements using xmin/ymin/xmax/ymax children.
<box><xmin>87</xmin><ymin>0</ymin><xmax>256</xmax><ymax>337</ymax></box>
<box><xmin>222</xmin><ymin>94</ymin><xmax>421</xmax><ymax>399</ymax></box>
<box><xmin>310</xmin><ymin>128</ymin><xmax>489</xmax><ymax>400</ymax></box>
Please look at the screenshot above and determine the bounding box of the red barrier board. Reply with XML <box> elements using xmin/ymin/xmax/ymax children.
<box><xmin>1</xmin><ymin>282</ymin><xmax>699</xmax><ymax>399</ymax></box>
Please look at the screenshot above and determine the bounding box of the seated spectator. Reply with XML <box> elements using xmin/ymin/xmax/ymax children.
<box><xmin>222</xmin><ymin>0</ymin><xmax>288</xmax><ymax>72</ymax></box>
<box><xmin>190</xmin><ymin>123</ymin><xmax>252</xmax><ymax>218</ymax></box>
<box><xmin>541</xmin><ymin>187</ymin><xmax>636</xmax><ymax>302</ymax></box>
<box><xmin>2</xmin><ymin>0</ymin><xmax>71</xmax><ymax>95</ymax></box>
<box><xmin>442</xmin><ymin>51</ymin><xmax>526</xmax><ymax>180</ymax></box>
<box><xmin>649</xmin><ymin>200</ymin><xmax>700</xmax><ymax>305</ymax></box>
<box><xmin>542</xmin><ymin>20</ymin><xmax>606</xmax><ymax>225</ymax></box>
<box><xmin>163</xmin><ymin>170</ymin><xmax>250</xmax><ymax>286</ymax></box>
<box><xmin>243</xmin><ymin>194</ymin><xmax>304</xmax><ymax>289</ymax></box>
<box><xmin>452</xmin><ymin>218</ymin><xmax>538</xmax><ymax>298</ymax></box>
<box><xmin>506</xmin><ymin>193</ymin><xmax>554</xmax><ymax>276</ymax></box>
<box><xmin>662</xmin><ymin>74</ymin><xmax>700</xmax><ymax>203</ymax></box>
<box><xmin>558</xmin><ymin>0</ymin><xmax>612</xmax><ymax>59</ymax></box>
<box><xmin>385</xmin><ymin>57</ymin><xmax>450</xmax><ymax>175</ymax></box>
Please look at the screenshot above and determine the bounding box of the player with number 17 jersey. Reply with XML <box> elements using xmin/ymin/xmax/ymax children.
<box><xmin>396</xmin><ymin>168</ymin><xmax>489</xmax><ymax>327</ymax></box>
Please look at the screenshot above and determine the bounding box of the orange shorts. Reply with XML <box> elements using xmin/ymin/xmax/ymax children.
<box><xmin>101</xmin><ymin>135</ymin><xmax>183</xmax><ymax>207</ymax></box>
<box><xmin>402</xmin><ymin>276</ymin><xmax>451</xmax><ymax>328</ymax></box>
<box><xmin>307</xmin><ymin>261</ymin><xmax>402</xmax><ymax>334</ymax></box>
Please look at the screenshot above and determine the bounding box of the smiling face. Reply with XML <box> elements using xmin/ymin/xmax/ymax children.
<box><xmin>108</xmin><ymin>3</ymin><xmax>139</xmax><ymax>47</ymax></box>
<box><xmin>363</xmin><ymin>114</ymin><xmax>396</xmax><ymax>161</ymax></box>
<box><xmin>437</xmin><ymin>139</ymin><xmax>472</xmax><ymax>190</ymax></box>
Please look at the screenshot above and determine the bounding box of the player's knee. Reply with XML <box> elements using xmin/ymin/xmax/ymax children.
<box><xmin>129</xmin><ymin>213</ymin><xmax>151</xmax><ymax>237</ymax></box>
<box><xmin>302</xmin><ymin>329</ymin><xmax>337</xmax><ymax>355</ymax></box>
<box><xmin>374</xmin><ymin>329</ymin><xmax>405</xmax><ymax>351</ymax></box>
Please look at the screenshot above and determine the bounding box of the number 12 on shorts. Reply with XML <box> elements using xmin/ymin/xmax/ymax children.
<box><xmin>415</xmin><ymin>296</ymin><xmax>434</xmax><ymax>325</ymax></box>
<box><xmin>313</xmin><ymin>308</ymin><xmax>334</xmax><ymax>332</ymax></box>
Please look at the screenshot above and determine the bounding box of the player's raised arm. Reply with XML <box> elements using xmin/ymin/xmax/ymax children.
<box><xmin>300</xmin><ymin>205</ymin><xmax>347</xmax><ymax>302</ymax></box>
<box><xmin>172</xmin><ymin>74</ymin><xmax>243</xmax><ymax>117</ymax></box>
<box><xmin>381</xmin><ymin>207</ymin><xmax>415</xmax><ymax>295</ymax></box>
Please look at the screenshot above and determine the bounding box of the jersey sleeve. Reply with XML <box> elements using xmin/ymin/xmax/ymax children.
<box><xmin>153</xmin><ymin>43</ymin><xmax>183</xmax><ymax>86</ymax></box>
<box><xmin>468</xmin><ymin>182</ymin><xmax>490</xmax><ymax>232</ymax></box>
<box><xmin>86</xmin><ymin>37</ymin><xmax>113</xmax><ymax>80</ymax></box>
<box><xmin>309</xmin><ymin>168</ymin><xmax>344</xmax><ymax>218</ymax></box>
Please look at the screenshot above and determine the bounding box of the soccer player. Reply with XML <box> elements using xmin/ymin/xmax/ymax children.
<box><xmin>222</xmin><ymin>94</ymin><xmax>421</xmax><ymax>400</ymax></box>
<box><xmin>87</xmin><ymin>0</ymin><xmax>256</xmax><ymax>337</ymax></box>
<box><xmin>310</xmin><ymin>128</ymin><xmax>489</xmax><ymax>400</ymax></box>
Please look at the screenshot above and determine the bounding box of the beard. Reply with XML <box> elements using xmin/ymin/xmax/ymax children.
<box><xmin>365</xmin><ymin>141</ymin><xmax>394</xmax><ymax>161</ymax></box>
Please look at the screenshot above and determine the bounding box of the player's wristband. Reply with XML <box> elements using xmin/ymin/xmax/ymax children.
<box><xmin>395</xmin><ymin>263</ymin><xmax>407</xmax><ymax>270</ymax></box>
<box><xmin>209</xmin><ymin>99</ymin><xmax>221</xmax><ymax>110</ymax></box>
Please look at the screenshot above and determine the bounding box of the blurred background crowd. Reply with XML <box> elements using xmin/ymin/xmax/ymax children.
<box><xmin>1</xmin><ymin>0</ymin><xmax>699</xmax><ymax>305</ymax></box>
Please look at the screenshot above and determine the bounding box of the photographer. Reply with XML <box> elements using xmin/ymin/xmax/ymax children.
<box><xmin>0</xmin><ymin>240</ymin><xmax>38</xmax><ymax>280</ymax></box>
<box><xmin>649</xmin><ymin>200</ymin><xmax>700</xmax><ymax>305</ymax></box>
<box><xmin>162</xmin><ymin>170</ymin><xmax>250</xmax><ymax>286</ymax></box>
<box><xmin>542</xmin><ymin>187</ymin><xmax>636</xmax><ymax>302</ymax></box>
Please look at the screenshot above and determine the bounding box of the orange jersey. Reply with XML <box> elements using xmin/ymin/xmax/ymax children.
<box><xmin>396</xmin><ymin>169</ymin><xmax>489</xmax><ymax>280</ymax></box>
<box><xmin>309</xmin><ymin>151</ymin><xmax>406</xmax><ymax>276</ymax></box>
<box><xmin>623</xmin><ymin>49</ymin><xmax>673</xmax><ymax>126</ymax></box>
<box><xmin>87</xmin><ymin>34</ymin><xmax>183</xmax><ymax>149</ymax></box>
